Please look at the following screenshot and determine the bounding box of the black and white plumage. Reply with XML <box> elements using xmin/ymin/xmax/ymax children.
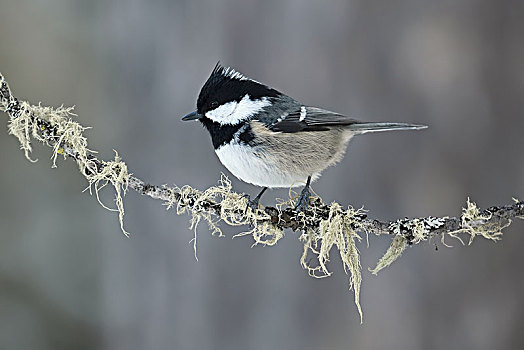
<box><xmin>183</xmin><ymin>63</ymin><xmax>426</xmax><ymax>209</ymax></box>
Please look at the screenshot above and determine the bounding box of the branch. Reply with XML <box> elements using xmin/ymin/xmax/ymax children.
<box><xmin>1</xmin><ymin>72</ymin><xmax>522</xmax><ymax>322</ymax></box>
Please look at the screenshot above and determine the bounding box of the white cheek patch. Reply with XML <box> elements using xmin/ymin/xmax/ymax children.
<box><xmin>205</xmin><ymin>94</ymin><xmax>271</xmax><ymax>125</ymax></box>
<box><xmin>206</xmin><ymin>101</ymin><xmax>237</xmax><ymax>122</ymax></box>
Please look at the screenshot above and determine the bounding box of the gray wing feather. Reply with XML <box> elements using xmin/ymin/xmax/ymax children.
<box><xmin>268</xmin><ymin>106</ymin><xmax>427</xmax><ymax>133</ymax></box>
<box><xmin>269</xmin><ymin>106</ymin><xmax>360</xmax><ymax>132</ymax></box>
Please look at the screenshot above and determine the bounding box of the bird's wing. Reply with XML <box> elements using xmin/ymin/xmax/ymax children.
<box><xmin>268</xmin><ymin>106</ymin><xmax>360</xmax><ymax>133</ymax></box>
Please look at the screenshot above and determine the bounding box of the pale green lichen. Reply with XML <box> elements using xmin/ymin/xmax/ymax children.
<box><xmin>215</xmin><ymin>175</ymin><xmax>283</xmax><ymax>247</ymax></box>
<box><xmin>7</xmin><ymin>100</ymin><xmax>129</xmax><ymax>236</ymax></box>
<box><xmin>84</xmin><ymin>151</ymin><xmax>129</xmax><ymax>237</ymax></box>
<box><xmin>234</xmin><ymin>221</ymin><xmax>284</xmax><ymax>246</ymax></box>
<box><xmin>370</xmin><ymin>199</ymin><xmax>509</xmax><ymax>276</ymax></box>
<box><xmin>369</xmin><ymin>235</ymin><xmax>407</xmax><ymax>275</ymax></box>
<box><xmin>168</xmin><ymin>183</ymin><xmax>221</xmax><ymax>259</ymax></box>
<box><xmin>300</xmin><ymin>203</ymin><xmax>365</xmax><ymax>323</ymax></box>
<box><xmin>443</xmin><ymin>229</ymin><xmax>466</xmax><ymax>247</ymax></box>
<box><xmin>448</xmin><ymin>198</ymin><xmax>508</xmax><ymax>245</ymax></box>
<box><xmin>170</xmin><ymin>175</ymin><xmax>283</xmax><ymax>255</ymax></box>
<box><xmin>370</xmin><ymin>216</ymin><xmax>447</xmax><ymax>275</ymax></box>
<box><xmin>7</xmin><ymin>101</ymin><xmax>39</xmax><ymax>162</ymax></box>
<box><xmin>411</xmin><ymin>219</ymin><xmax>428</xmax><ymax>244</ymax></box>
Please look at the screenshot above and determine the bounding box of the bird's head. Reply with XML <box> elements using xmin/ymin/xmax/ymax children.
<box><xmin>182</xmin><ymin>63</ymin><xmax>281</xmax><ymax>126</ymax></box>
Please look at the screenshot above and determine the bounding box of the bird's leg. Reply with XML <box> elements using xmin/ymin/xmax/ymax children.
<box><xmin>295</xmin><ymin>176</ymin><xmax>312</xmax><ymax>212</ymax></box>
<box><xmin>245</xmin><ymin>187</ymin><xmax>268</xmax><ymax>211</ymax></box>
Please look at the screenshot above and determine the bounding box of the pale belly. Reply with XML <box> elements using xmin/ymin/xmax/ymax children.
<box><xmin>215</xmin><ymin>143</ymin><xmax>314</xmax><ymax>188</ymax></box>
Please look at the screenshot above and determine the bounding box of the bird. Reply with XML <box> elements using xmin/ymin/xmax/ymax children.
<box><xmin>182</xmin><ymin>63</ymin><xmax>426</xmax><ymax>212</ymax></box>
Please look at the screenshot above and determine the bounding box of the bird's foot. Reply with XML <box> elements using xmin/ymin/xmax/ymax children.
<box><xmin>244</xmin><ymin>195</ymin><xmax>260</xmax><ymax>213</ymax></box>
<box><xmin>295</xmin><ymin>186</ymin><xmax>311</xmax><ymax>212</ymax></box>
<box><xmin>243</xmin><ymin>187</ymin><xmax>268</xmax><ymax>214</ymax></box>
<box><xmin>295</xmin><ymin>176</ymin><xmax>312</xmax><ymax>213</ymax></box>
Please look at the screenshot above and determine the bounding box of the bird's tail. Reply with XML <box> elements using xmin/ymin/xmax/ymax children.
<box><xmin>348</xmin><ymin>122</ymin><xmax>427</xmax><ymax>134</ymax></box>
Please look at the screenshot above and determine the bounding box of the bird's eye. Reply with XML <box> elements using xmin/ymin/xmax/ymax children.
<box><xmin>210</xmin><ymin>101</ymin><xmax>219</xmax><ymax>109</ymax></box>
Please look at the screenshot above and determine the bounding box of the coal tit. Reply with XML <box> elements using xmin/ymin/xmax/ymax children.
<box><xmin>182</xmin><ymin>63</ymin><xmax>426</xmax><ymax>211</ymax></box>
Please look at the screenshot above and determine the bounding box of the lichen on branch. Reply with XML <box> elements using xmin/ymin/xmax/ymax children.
<box><xmin>2</xmin><ymin>78</ymin><xmax>130</xmax><ymax>236</ymax></box>
<box><xmin>1</xmin><ymin>71</ymin><xmax>523</xmax><ymax>322</ymax></box>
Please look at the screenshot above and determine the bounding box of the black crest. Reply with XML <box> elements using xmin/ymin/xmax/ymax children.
<box><xmin>196</xmin><ymin>62</ymin><xmax>281</xmax><ymax>116</ymax></box>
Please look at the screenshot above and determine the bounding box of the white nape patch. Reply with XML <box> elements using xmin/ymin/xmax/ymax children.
<box><xmin>299</xmin><ymin>106</ymin><xmax>307</xmax><ymax>121</ymax></box>
<box><xmin>205</xmin><ymin>94</ymin><xmax>271</xmax><ymax>125</ymax></box>
<box><xmin>215</xmin><ymin>142</ymin><xmax>310</xmax><ymax>188</ymax></box>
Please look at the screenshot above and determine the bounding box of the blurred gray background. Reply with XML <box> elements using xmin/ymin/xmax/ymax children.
<box><xmin>1</xmin><ymin>0</ymin><xmax>523</xmax><ymax>349</ymax></box>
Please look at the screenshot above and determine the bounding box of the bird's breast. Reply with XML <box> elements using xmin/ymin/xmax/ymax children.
<box><xmin>212</xmin><ymin>121</ymin><xmax>354</xmax><ymax>188</ymax></box>
<box><xmin>215</xmin><ymin>142</ymin><xmax>309</xmax><ymax>188</ymax></box>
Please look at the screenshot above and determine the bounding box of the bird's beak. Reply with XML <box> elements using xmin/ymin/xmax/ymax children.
<box><xmin>181</xmin><ymin>110</ymin><xmax>202</xmax><ymax>121</ymax></box>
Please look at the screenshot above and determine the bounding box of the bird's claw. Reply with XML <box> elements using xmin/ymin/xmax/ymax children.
<box><xmin>243</xmin><ymin>187</ymin><xmax>268</xmax><ymax>214</ymax></box>
<box><xmin>243</xmin><ymin>194</ymin><xmax>260</xmax><ymax>213</ymax></box>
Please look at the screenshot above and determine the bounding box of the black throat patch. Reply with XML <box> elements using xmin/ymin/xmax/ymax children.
<box><xmin>200</xmin><ymin>118</ymin><xmax>255</xmax><ymax>149</ymax></box>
